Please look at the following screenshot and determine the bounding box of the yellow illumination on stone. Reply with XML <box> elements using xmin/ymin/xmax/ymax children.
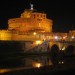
<box><xmin>0</xmin><ymin>30</ymin><xmax>11</xmax><ymax>40</ymax></box>
<box><xmin>33</xmin><ymin>32</ymin><xmax>37</xmax><ymax>35</ymax></box>
<box><xmin>35</xmin><ymin>40</ymin><xmax>42</xmax><ymax>45</ymax></box>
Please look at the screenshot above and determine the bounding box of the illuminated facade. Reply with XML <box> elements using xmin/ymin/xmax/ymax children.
<box><xmin>8</xmin><ymin>9</ymin><xmax>52</xmax><ymax>33</ymax></box>
<box><xmin>0</xmin><ymin>5</ymin><xmax>75</xmax><ymax>41</ymax></box>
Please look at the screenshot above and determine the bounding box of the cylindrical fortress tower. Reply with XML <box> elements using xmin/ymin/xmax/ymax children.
<box><xmin>8</xmin><ymin>9</ymin><xmax>53</xmax><ymax>33</ymax></box>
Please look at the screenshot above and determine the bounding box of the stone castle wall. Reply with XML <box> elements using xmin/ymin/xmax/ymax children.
<box><xmin>8</xmin><ymin>9</ymin><xmax>53</xmax><ymax>33</ymax></box>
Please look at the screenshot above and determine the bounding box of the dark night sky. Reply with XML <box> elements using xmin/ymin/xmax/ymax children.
<box><xmin>0</xmin><ymin>0</ymin><xmax>75</xmax><ymax>32</ymax></box>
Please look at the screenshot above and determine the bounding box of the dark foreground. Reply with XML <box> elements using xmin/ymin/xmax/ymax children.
<box><xmin>1</xmin><ymin>65</ymin><xmax>75</xmax><ymax>75</ymax></box>
<box><xmin>1</xmin><ymin>56</ymin><xmax>75</xmax><ymax>75</ymax></box>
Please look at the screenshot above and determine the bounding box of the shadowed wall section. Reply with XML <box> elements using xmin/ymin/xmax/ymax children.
<box><xmin>65</xmin><ymin>45</ymin><xmax>75</xmax><ymax>55</ymax></box>
<box><xmin>0</xmin><ymin>41</ymin><xmax>24</xmax><ymax>54</ymax></box>
<box><xmin>50</xmin><ymin>44</ymin><xmax>59</xmax><ymax>57</ymax></box>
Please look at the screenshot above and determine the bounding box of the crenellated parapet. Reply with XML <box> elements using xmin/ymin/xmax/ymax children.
<box><xmin>8</xmin><ymin>9</ymin><xmax>53</xmax><ymax>33</ymax></box>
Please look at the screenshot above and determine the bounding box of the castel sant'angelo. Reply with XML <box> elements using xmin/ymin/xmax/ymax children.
<box><xmin>0</xmin><ymin>4</ymin><xmax>75</xmax><ymax>41</ymax></box>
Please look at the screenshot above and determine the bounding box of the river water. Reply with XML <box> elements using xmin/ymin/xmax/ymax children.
<box><xmin>0</xmin><ymin>55</ymin><xmax>75</xmax><ymax>74</ymax></box>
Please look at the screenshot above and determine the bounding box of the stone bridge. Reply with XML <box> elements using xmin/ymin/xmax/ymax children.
<box><xmin>0</xmin><ymin>40</ymin><xmax>75</xmax><ymax>55</ymax></box>
<box><xmin>48</xmin><ymin>40</ymin><xmax>75</xmax><ymax>51</ymax></box>
<box><xmin>48</xmin><ymin>40</ymin><xmax>75</xmax><ymax>55</ymax></box>
<box><xmin>26</xmin><ymin>40</ymin><xmax>75</xmax><ymax>55</ymax></box>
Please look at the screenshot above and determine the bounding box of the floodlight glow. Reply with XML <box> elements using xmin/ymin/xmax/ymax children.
<box><xmin>71</xmin><ymin>36</ymin><xmax>74</xmax><ymax>39</ymax></box>
<box><xmin>54</xmin><ymin>36</ymin><xmax>58</xmax><ymax>39</ymax></box>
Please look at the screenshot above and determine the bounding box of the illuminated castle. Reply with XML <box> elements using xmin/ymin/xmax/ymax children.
<box><xmin>0</xmin><ymin>4</ymin><xmax>53</xmax><ymax>41</ymax></box>
<box><xmin>0</xmin><ymin>4</ymin><xmax>75</xmax><ymax>41</ymax></box>
<box><xmin>8</xmin><ymin>8</ymin><xmax>52</xmax><ymax>33</ymax></box>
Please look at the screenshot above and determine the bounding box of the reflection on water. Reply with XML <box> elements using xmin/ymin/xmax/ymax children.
<box><xmin>22</xmin><ymin>56</ymin><xmax>53</xmax><ymax>68</ymax></box>
<box><xmin>0</xmin><ymin>55</ymin><xmax>53</xmax><ymax>69</ymax></box>
<box><xmin>0</xmin><ymin>55</ymin><xmax>53</xmax><ymax>73</ymax></box>
<box><xmin>0</xmin><ymin>55</ymin><xmax>75</xmax><ymax>73</ymax></box>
